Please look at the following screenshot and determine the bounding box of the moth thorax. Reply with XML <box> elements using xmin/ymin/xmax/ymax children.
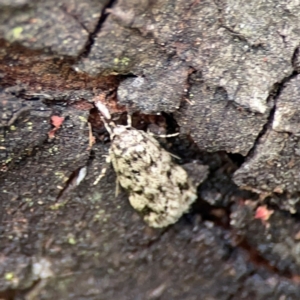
<box><xmin>112</xmin><ymin>125</ymin><xmax>129</xmax><ymax>136</ymax></box>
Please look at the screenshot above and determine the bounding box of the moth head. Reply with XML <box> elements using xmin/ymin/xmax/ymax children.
<box><xmin>111</xmin><ymin>125</ymin><xmax>129</xmax><ymax>138</ymax></box>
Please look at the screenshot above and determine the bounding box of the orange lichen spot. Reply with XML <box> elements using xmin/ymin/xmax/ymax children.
<box><xmin>48</xmin><ymin>115</ymin><xmax>65</xmax><ymax>138</ymax></box>
<box><xmin>255</xmin><ymin>205</ymin><xmax>274</xmax><ymax>222</ymax></box>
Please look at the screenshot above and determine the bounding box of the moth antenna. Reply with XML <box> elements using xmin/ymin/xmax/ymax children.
<box><xmin>147</xmin><ymin>131</ymin><xmax>179</xmax><ymax>138</ymax></box>
<box><xmin>95</xmin><ymin>101</ymin><xmax>112</xmax><ymax>120</ymax></box>
<box><xmin>100</xmin><ymin>116</ymin><xmax>113</xmax><ymax>136</ymax></box>
<box><xmin>94</xmin><ymin>101</ymin><xmax>115</xmax><ymax>136</ymax></box>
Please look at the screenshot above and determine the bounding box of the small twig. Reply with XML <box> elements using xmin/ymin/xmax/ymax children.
<box><xmin>87</xmin><ymin>122</ymin><xmax>95</xmax><ymax>149</ymax></box>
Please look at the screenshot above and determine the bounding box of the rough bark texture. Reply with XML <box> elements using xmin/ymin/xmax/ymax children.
<box><xmin>1</xmin><ymin>0</ymin><xmax>300</xmax><ymax>299</ymax></box>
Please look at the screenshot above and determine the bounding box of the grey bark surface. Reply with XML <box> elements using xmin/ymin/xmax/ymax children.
<box><xmin>1</xmin><ymin>0</ymin><xmax>300</xmax><ymax>299</ymax></box>
<box><xmin>234</xmin><ymin>75</ymin><xmax>300</xmax><ymax>197</ymax></box>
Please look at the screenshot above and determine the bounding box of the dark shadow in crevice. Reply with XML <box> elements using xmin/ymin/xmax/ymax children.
<box><xmin>227</xmin><ymin>153</ymin><xmax>245</xmax><ymax>167</ymax></box>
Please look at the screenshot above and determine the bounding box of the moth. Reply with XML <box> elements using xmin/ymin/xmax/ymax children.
<box><xmin>96</xmin><ymin>102</ymin><xmax>204</xmax><ymax>228</ymax></box>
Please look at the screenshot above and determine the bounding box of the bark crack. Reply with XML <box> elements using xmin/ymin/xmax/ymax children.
<box><xmin>78</xmin><ymin>0</ymin><xmax>117</xmax><ymax>59</ymax></box>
